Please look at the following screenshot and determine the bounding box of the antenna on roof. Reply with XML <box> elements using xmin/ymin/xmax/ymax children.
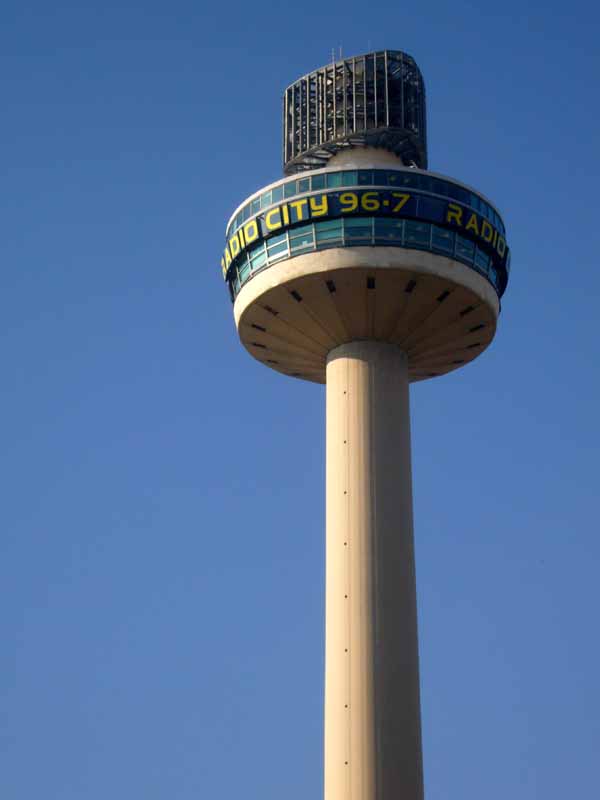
<box><xmin>339</xmin><ymin>45</ymin><xmax>343</xmax><ymax>59</ymax></box>
<box><xmin>331</xmin><ymin>47</ymin><xmax>335</xmax><ymax>63</ymax></box>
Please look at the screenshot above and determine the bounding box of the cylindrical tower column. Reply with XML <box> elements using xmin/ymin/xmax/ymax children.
<box><xmin>325</xmin><ymin>341</ymin><xmax>423</xmax><ymax>800</ymax></box>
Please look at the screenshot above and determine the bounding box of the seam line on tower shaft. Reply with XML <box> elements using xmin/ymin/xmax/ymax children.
<box><xmin>343</xmin><ymin>356</ymin><xmax>351</xmax><ymax>788</ymax></box>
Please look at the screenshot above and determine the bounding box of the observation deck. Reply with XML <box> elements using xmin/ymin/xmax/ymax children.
<box><xmin>220</xmin><ymin>51</ymin><xmax>510</xmax><ymax>385</ymax></box>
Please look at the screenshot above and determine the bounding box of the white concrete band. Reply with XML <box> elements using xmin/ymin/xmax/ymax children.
<box><xmin>325</xmin><ymin>341</ymin><xmax>423</xmax><ymax>800</ymax></box>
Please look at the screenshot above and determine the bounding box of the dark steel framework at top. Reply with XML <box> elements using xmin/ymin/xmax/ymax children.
<box><xmin>283</xmin><ymin>50</ymin><xmax>428</xmax><ymax>175</ymax></box>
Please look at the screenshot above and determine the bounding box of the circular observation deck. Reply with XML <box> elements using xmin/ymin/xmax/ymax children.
<box><xmin>220</xmin><ymin>164</ymin><xmax>510</xmax><ymax>384</ymax></box>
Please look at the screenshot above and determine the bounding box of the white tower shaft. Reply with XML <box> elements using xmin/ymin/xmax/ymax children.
<box><xmin>325</xmin><ymin>341</ymin><xmax>423</xmax><ymax>800</ymax></box>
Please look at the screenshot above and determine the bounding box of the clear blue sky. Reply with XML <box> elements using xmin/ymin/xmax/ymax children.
<box><xmin>2</xmin><ymin>2</ymin><xmax>599</xmax><ymax>798</ymax></box>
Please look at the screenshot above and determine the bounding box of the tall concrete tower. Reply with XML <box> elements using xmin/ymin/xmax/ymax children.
<box><xmin>221</xmin><ymin>50</ymin><xmax>510</xmax><ymax>800</ymax></box>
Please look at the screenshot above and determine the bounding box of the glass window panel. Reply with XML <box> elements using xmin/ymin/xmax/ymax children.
<box><xmin>399</xmin><ymin>172</ymin><xmax>418</xmax><ymax>189</ymax></box>
<box><xmin>431</xmin><ymin>178</ymin><xmax>447</xmax><ymax>196</ymax></box>
<box><xmin>284</xmin><ymin>181</ymin><xmax>297</xmax><ymax>198</ymax></box>
<box><xmin>250</xmin><ymin>247</ymin><xmax>267</xmax><ymax>271</ymax></box>
<box><xmin>374</xmin><ymin>218</ymin><xmax>404</xmax><ymax>241</ymax></box>
<box><xmin>267</xmin><ymin>242</ymin><xmax>289</xmax><ymax>259</ymax></box>
<box><xmin>316</xmin><ymin>219</ymin><xmax>341</xmax><ymax>232</ymax></box>
<box><xmin>358</xmin><ymin>170</ymin><xmax>373</xmax><ymax>185</ymax></box>
<box><xmin>475</xmin><ymin>247</ymin><xmax>489</xmax><ymax>271</ymax></box>
<box><xmin>297</xmin><ymin>178</ymin><xmax>310</xmax><ymax>193</ymax></box>
<box><xmin>417</xmin><ymin>196</ymin><xmax>444</xmax><ymax>223</ymax></box>
<box><xmin>436</xmin><ymin>181</ymin><xmax>450</xmax><ymax>199</ymax></box>
<box><xmin>374</xmin><ymin>170</ymin><xmax>390</xmax><ymax>185</ymax></box>
<box><xmin>431</xmin><ymin>226</ymin><xmax>454</xmax><ymax>254</ymax></box>
<box><xmin>289</xmin><ymin>224</ymin><xmax>313</xmax><ymax>241</ymax></box>
<box><xmin>470</xmin><ymin>193</ymin><xmax>480</xmax><ymax>213</ymax></box>
<box><xmin>416</xmin><ymin>174</ymin><xmax>433</xmax><ymax>193</ymax></box>
<box><xmin>242</xmin><ymin>204</ymin><xmax>251</xmax><ymax>221</ymax></box>
<box><xmin>455</xmin><ymin>235</ymin><xmax>475</xmax><ymax>261</ymax></box>
<box><xmin>311</xmin><ymin>173</ymin><xmax>326</xmax><ymax>190</ymax></box>
<box><xmin>448</xmin><ymin>183</ymin><xmax>469</xmax><ymax>205</ymax></box>
<box><xmin>315</xmin><ymin>219</ymin><xmax>343</xmax><ymax>242</ymax></box>
<box><xmin>236</xmin><ymin>211</ymin><xmax>244</xmax><ymax>228</ymax></box>
<box><xmin>248</xmin><ymin>242</ymin><xmax>264</xmax><ymax>258</ymax></box>
<box><xmin>404</xmin><ymin>220</ymin><xmax>430</xmax><ymax>247</ymax></box>
<box><xmin>271</xmin><ymin>185</ymin><xmax>283</xmax><ymax>203</ymax></box>
<box><xmin>251</xmin><ymin>198</ymin><xmax>261</xmax><ymax>215</ymax></box>
<box><xmin>260</xmin><ymin>191</ymin><xmax>272</xmax><ymax>208</ymax></box>
<box><xmin>344</xmin><ymin>218</ymin><xmax>372</xmax><ymax>240</ymax></box>
<box><xmin>290</xmin><ymin>234</ymin><xmax>314</xmax><ymax>252</ymax></box>
<box><xmin>267</xmin><ymin>233</ymin><xmax>287</xmax><ymax>248</ymax></box>
<box><xmin>239</xmin><ymin>260</ymin><xmax>251</xmax><ymax>280</ymax></box>
<box><xmin>326</xmin><ymin>172</ymin><xmax>343</xmax><ymax>187</ymax></box>
<box><xmin>344</xmin><ymin>217</ymin><xmax>370</xmax><ymax>229</ymax></box>
<box><xmin>342</xmin><ymin>170</ymin><xmax>357</xmax><ymax>185</ymax></box>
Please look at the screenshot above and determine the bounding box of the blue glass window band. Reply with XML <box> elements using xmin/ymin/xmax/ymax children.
<box><xmin>227</xmin><ymin>216</ymin><xmax>506</xmax><ymax>302</ymax></box>
<box><xmin>226</xmin><ymin>169</ymin><xmax>505</xmax><ymax>239</ymax></box>
<box><xmin>222</xmin><ymin>187</ymin><xmax>509</xmax><ymax>293</ymax></box>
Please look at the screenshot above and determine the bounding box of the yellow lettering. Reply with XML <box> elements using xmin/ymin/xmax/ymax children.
<box><xmin>228</xmin><ymin>233</ymin><xmax>240</xmax><ymax>258</ymax></box>
<box><xmin>243</xmin><ymin>219</ymin><xmax>260</xmax><ymax>245</ymax></box>
<box><xmin>282</xmin><ymin>204</ymin><xmax>290</xmax><ymax>225</ymax></box>
<box><xmin>340</xmin><ymin>192</ymin><xmax>359</xmax><ymax>212</ymax></box>
<box><xmin>446</xmin><ymin>202</ymin><xmax>463</xmax><ymax>226</ymax></box>
<box><xmin>224</xmin><ymin>248</ymin><xmax>232</xmax><ymax>269</ymax></box>
<box><xmin>265</xmin><ymin>207</ymin><xmax>282</xmax><ymax>231</ymax></box>
<box><xmin>309</xmin><ymin>195</ymin><xmax>329</xmax><ymax>217</ymax></box>
<box><xmin>497</xmin><ymin>237</ymin><xmax>506</xmax><ymax>258</ymax></box>
<box><xmin>492</xmin><ymin>229</ymin><xmax>498</xmax><ymax>247</ymax></box>
<box><xmin>391</xmin><ymin>192</ymin><xmax>410</xmax><ymax>212</ymax></box>
<box><xmin>465</xmin><ymin>213</ymin><xmax>480</xmax><ymax>235</ymax></box>
<box><xmin>289</xmin><ymin>198</ymin><xmax>308</xmax><ymax>221</ymax></box>
<box><xmin>221</xmin><ymin>257</ymin><xmax>227</xmax><ymax>279</ymax></box>
<box><xmin>481</xmin><ymin>221</ymin><xmax>493</xmax><ymax>243</ymax></box>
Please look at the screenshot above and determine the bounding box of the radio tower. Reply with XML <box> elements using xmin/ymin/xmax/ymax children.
<box><xmin>221</xmin><ymin>50</ymin><xmax>510</xmax><ymax>800</ymax></box>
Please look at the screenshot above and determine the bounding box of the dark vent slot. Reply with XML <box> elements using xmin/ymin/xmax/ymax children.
<box><xmin>469</xmin><ymin>323</ymin><xmax>485</xmax><ymax>333</ymax></box>
<box><xmin>251</xmin><ymin>323</ymin><xmax>266</xmax><ymax>332</ymax></box>
<box><xmin>453</xmin><ymin>360</ymin><xmax>465</xmax><ymax>364</ymax></box>
<box><xmin>326</xmin><ymin>280</ymin><xmax>336</xmax><ymax>294</ymax></box>
<box><xmin>266</xmin><ymin>359</ymin><xmax>279</xmax><ymax>364</ymax></box>
<box><xmin>437</xmin><ymin>290</ymin><xmax>450</xmax><ymax>303</ymax></box>
<box><xmin>460</xmin><ymin>305</ymin><xmax>475</xmax><ymax>317</ymax></box>
<box><xmin>405</xmin><ymin>279</ymin><xmax>417</xmax><ymax>293</ymax></box>
<box><xmin>251</xmin><ymin>342</ymin><xmax>267</xmax><ymax>349</ymax></box>
<box><xmin>290</xmin><ymin>290</ymin><xmax>303</xmax><ymax>302</ymax></box>
<box><xmin>467</xmin><ymin>342</ymin><xmax>481</xmax><ymax>349</ymax></box>
<box><xmin>367</xmin><ymin>277</ymin><xmax>375</xmax><ymax>290</ymax></box>
<box><xmin>291</xmin><ymin>372</ymin><xmax>302</xmax><ymax>377</ymax></box>
<box><xmin>264</xmin><ymin>305</ymin><xmax>279</xmax><ymax>316</ymax></box>
<box><xmin>428</xmin><ymin>372</ymin><xmax>438</xmax><ymax>377</ymax></box>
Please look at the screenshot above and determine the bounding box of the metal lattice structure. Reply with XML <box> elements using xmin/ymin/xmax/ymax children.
<box><xmin>283</xmin><ymin>50</ymin><xmax>427</xmax><ymax>175</ymax></box>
